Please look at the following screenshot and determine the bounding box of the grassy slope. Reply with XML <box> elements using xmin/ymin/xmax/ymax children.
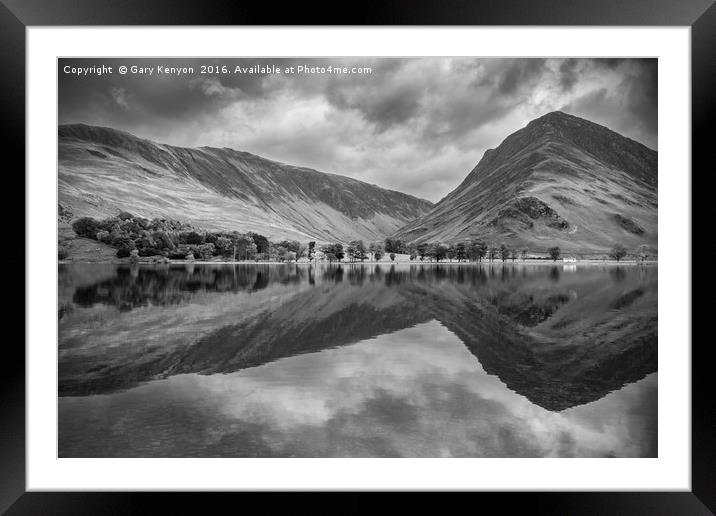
<box><xmin>58</xmin><ymin>223</ymin><xmax>119</xmax><ymax>262</ymax></box>
<box><xmin>58</xmin><ymin>124</ymin><xmax>432</xmax><ymax>244</ymax></box>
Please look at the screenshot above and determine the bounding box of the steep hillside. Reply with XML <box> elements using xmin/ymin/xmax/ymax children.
<box><xmin>58</xmin><ymin>124</ymin><xmax>432</xmax><ymax>243</ymax></box>
<box><xmin>394</xmin><ymin>112</ymin><xmax>657</xmax><ymax>254</ymax></box>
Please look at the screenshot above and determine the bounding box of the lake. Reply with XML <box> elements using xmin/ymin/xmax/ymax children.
<box><xmin>58</xmin><ymin>262</ymin><xmax>657</xmax><ymax>457</ymax></box>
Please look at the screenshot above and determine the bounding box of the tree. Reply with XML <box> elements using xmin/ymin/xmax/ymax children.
<box><xmin>225</xmin><ymin>234</ymin><xmax>255</xmax><ymax>261</ymax></box>
<box><xmin>118</xmin><ymin>211</ymin><xmax>134</xmax><ymax>221</ymax></box>
<box><xmin>347</xmin><ymin>240</ymin><xmax>367</xmax><ymax>262</ymax></box>
<box><xmin>369</xmin><ymin>242</ymin><xmax>384</xmax><ymax>261</ymax></box>
<box><xmin>521</xmin><ymin>249</ymin><xmax>529</xmax><ymax>261</ymax></box>
<box><xmin>276</xmin><ymin>246</ymin><xmax>289</xmax><ymax>262</ymax></box>
<box><xmin>548</xmin><ymin>246</ymin><xmax>561</xmax><ymax>262</ymax></box>
<box><xmin>72</xmin><ymin>217</ymin><xmax>102</xmax><ymax>239</ymax></box>
<box><xmin>308</xmin><ymin>241</ymin><xmax>316</xmax><ymax>260</ymax></box>
<box><xmin>390</xmin><ymin>253</ymin><xmax>396</xmax><ymax>261</ymax></box>
<box><xmin>276</xmin><ymin>240</ymin><xmax>303</xmax><ymax>258</ymax></box>
<box><xmin>112</xmin><ymin>235</ymin><xmax>135</xmax><ymax>251</ymax></box>
<box><xmin>384</xmin><ymin>238</ymin><xmax>405</xmax><ymax>254</ymax></box>
<box><xmin>321</xmin><ymin>243</ymin><xmax>344</xmax><ymax>261</ymax></box>
<box><xmin>428</xmin><ymin>243</ymin><xmax>448</xmax><ymax>262</ymax></box>
<box><xmin>325</xmin><ymin>252</ymin><xmax>338</xmax><ymax>263</ymax></box>
<box><xmin>488</xmin><ymin>246</ymin><xmax>499</xmax><ymax>262</ymax></box>
<box><xmin>185</xmin><ymin>231</ymin><xmax>203</xmax><ymax>245</ymax></box>
<box><xmin>294</xmin><ymin>242</ymin><xmax>307</xmax><ymax>261</ymax></box>
<box><xmin>215</xmin><ymin>236</ymin><xmax>234</xmax><ymax>258</ymax></box>
<box><xmin>197</xmin><ymin>243</ymin><xmax>215</xmax><ymax>259</ymax></box>
<box><xmin>467</xmin><ymin>239</ymin><xmax>487</xmax><ymax>262</ymax></box>
<box><xmin>446</xmin><ymin>245</ymin><xmax>456</xmax><ymax>262</ymax></box>
<box><xmin>135</xmin><ymin>232</ymin><xmax>157</xmax><ymax>254</ymax></box>
<box><xmin>244</xmin><ymin>242</ymin><xmax>258</xmax><ymax>261</ymax></box>
<box><xmin>499</xmin><ymin>244</ymin><xmax>510</xmax><ymax>262</ymax></box>
<box><xmin>454</xmin><ymin>242</ymin><xmax>467</xmax><ymax>262</ymax></box>
<box><xmin>609</xmin><ymin>243</ymin><xmax>627</xmax><ymax>261</ymax></box>
<box><xmin>116</xmin><ymin>246</ymin><xmax>131</xmax><ymax>258</ymax></box>
<box><xmin>152</xmin><ymin>230</ymin><xmax>175</xmax><ymax>250</ymax></box>
<box><xmin>249</xmin><ymin>232</ymin><xmax>270</xmax><ymax>255</ymax></box>
<box><xmin>416</xmin><ymin>243</ymin><xmax>429</xmax><ymax>261</ymax></box>
<box><xmin>636</xmin><ymin>244</ymin><xmax>650</xmax><ymax>262</ymax></box>
<box><xmin>407</xmin><ymin>243</ymin><xmax>418</xmax><ymax>261</ymax></box>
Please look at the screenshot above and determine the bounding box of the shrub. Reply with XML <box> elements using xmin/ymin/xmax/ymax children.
<box><xmin>390</xmin><ymin>253</ymin><xmax>396</xmax><ymax>261</ymax></box>
<box><xmin>118</xmin><ymin>211</ymin><xmax>134</xmax><ymax>221</ymax></box>
<box><xmin>58</xmin><ymin>247</ymin><xmax>68</xmax><ymax>260</ymax></box>
<box><xmin>72</xmin><ymin>217</ymin><xmax>101</xmax><ymax>239</ymax></box>
<box><xmin>185</xmin><ymin>253</ymin><xmax>195</xmax><ymax>261</ymax></box>
<box><xmin>129</xmin><ymin>249</ymin><xmax>140</xmax><ymax>263</ymax></box>
<box><xmin>116</xmin><ymin>246</ymin><xmax>132</xmax><ymax>258</ymax></box>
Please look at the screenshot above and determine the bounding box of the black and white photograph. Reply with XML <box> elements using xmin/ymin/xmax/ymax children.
<box><xmin>57</xmin><ymin>57</ymin><xmax>658</xmax><ymax>458</ymax></box>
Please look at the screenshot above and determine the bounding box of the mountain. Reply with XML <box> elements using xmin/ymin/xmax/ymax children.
<box><xmin>394</xmin><ymin>112</ymin><xmax>658</xmax><ymax>254</ymax></box>
<box><xmin>58</xmin><ymin>124</ymin><xmax>432</xmax><ymax>243</ymax></box>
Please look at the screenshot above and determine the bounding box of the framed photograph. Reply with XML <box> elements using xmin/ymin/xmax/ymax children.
<box><xmin>6</xmin><ymin>0</ymin><xmax>712</xmax><ymax>512</ymax></box>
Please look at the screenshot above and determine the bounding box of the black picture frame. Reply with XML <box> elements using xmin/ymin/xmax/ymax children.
<box><xmin>4</xmin><ymin>0</ymin><xmax>712</xmax><ymax>513</ymax></box>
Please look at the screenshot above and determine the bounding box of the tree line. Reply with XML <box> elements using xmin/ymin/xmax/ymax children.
<box><xmin>69</xmin><ymin>213</ymin><xmax>316</xmax><ymax>262</ymax></box>
<box><xmin>65</xmin><ymin>213</ymin><xmax>653</xmax><ymax>263</ymax></box>
<box><xmin>323</xmin><ymin>239</ymin><xmax>651</xmax><ymax>263</ymax></box>
<box><xmin>321</xmin><ymin>239</ymin><xmax>522</xmax><ymax>263</ymax></box>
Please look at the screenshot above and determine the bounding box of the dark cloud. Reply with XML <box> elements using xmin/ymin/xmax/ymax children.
<box><xmin>559</xmin><ymin>59</ymin><xmax>657</xmax><ymax>149</ymax></box>
<box><xmin>558</xmin><ymin>59</ymin><xmax>581</xmax><ymax>91</ymax></box>
<box><xmin>330</xmin><ymin>82</ymin><xmax>422</xmax><ymax>129</ymax></box>
<box><xmin>59</xmin><ymin>58</ymin><xmax>657</xmax><ymax>201</ymax></box>
<box><xmin>495</xmin><ymin>58</ymin><xmax>547</xmax><ymax>95</ymax></box>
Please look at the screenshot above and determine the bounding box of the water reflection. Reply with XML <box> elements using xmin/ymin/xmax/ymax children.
<box><xmin>58</xmin><ymin>263</ymin><xmax>657</xmax><ymax>457</ymax></box>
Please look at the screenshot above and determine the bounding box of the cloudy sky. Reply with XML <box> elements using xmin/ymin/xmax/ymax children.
<box><xmin>59</xmin><ymin>58</ymin><xmax>657</xmax><ymax>202</ymax></box>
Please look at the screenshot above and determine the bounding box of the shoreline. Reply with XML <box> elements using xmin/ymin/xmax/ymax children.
<box><xmin>59</xmin><ymin>259</ymin><xmax>658</xmax><ymax>266</ymax></box>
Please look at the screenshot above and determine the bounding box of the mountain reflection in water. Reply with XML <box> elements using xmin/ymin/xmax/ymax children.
<box><xmin>58</xmin><ymin>263</ymin><xmax>657</xmax><ymax>457</ymax></box>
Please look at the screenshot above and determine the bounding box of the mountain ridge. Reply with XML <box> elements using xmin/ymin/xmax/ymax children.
<box><xmin>58</xmin><ymin>123</ymin><xmax>433</xmax><ymax>243</ymax></box>
<box><xmin>394</xmin><ymin>111</ymin><xmax>658</xmax><ymax>254</ymax></box>
<box><xmin>59</xmin><ymin>111</ymin><xmax>658</xmax><ymax>254</ymax></box>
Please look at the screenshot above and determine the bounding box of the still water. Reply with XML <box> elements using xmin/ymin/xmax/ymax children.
<box><xmin>58</xmin><ymin>263</ymin><xmax>657</xmax><ymax>457</ymax></box>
